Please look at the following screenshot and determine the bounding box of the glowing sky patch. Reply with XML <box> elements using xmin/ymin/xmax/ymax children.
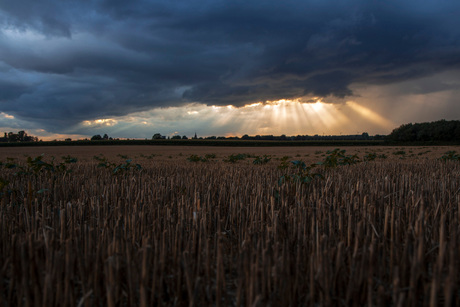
<box><xmin>1</xmin><ymin>112</ymin><xmax>15</xmax><ymax>119</ymax></box>
<box><xmin>82</xmin><ymin>119</ymin><xmax>118</xmax><ymax>127</ymax></box>
<box><xmin>65</xmin><ymin>99</ymin><xmax>395</xmax><ymax>140</ymax></box>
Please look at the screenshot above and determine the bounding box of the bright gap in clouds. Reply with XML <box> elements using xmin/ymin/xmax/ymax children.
<box><xmin>65</xmin><ymin>99</ymin><xmax>394</xmax><ymax>140</ymax></box>
<box><xmin>230</xmin><ymin>99</ymin><xmax>393</xmax><ymax>136</ymax></box>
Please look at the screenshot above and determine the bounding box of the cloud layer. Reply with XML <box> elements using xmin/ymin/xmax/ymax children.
<box><xmin>1</xmin><ymin>0</ymin><xmax>460</xmax><ymax>133</ymax></box>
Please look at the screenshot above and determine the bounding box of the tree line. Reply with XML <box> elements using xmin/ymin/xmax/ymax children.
<box><xmin>0</xmin><ymin>131</ymin><xmax>38</xmax><ymax>143</ymax></box>
<box><xmin>387</xmin><ymin>119</ymin><xmax>460</xmax><ymax>142</ymax></box>
<box><xmin>149</xmin><ymin>132</ymin><xmax>380</xmax><ymax>141</ymax></box>
<box><xmin>3</xmin><ymin>119</ymin><xmax>459</xmax><ymax>144</ymax></box>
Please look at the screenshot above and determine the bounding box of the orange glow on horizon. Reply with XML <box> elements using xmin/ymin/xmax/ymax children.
<box><xmin>46</xmin><ymin>98</ymin><xmax>395</xmax><ymax>140</ymax></box>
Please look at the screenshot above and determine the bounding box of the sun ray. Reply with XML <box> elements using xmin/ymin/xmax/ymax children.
<box><xmin>305</xmin><ymin>103</ymin><xmax>327</xmax><ymax>130</ymax></box>
<box><xmin>296</xmin><ymin>103</ymin><xmax>315</xmax><ymax>133</ymax></box>
<box><xmin>289</xmin><ymin>102</ymin><xmax>303</xmax><ymax>134</ymax></box>
<box><xmin>346</xmin><ymin>101</ymin><xmax>394</xmax><ymax>130</ymax></box>
<box><xmin>71</xmin><ymin>98</ymin><xmax>394</xmax><ymax>139</ymax></box>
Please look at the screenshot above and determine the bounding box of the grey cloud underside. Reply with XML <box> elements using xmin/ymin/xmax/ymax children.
<box><xmin>1</xmin><ymin>0</ymin><xmax>460</xmax><ymax>131</ymax></box>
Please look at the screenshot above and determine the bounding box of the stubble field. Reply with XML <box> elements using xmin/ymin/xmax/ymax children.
<box><xmin>1</xmin><ymin>145</ymin><xmax>459</xmax><ymax>306</ymax></box>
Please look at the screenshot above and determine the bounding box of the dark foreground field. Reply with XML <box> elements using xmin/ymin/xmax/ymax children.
<box><xmin>1</xmin><ymin>146</ymin><xmax>459</xmax><ymax>306</ymax></box>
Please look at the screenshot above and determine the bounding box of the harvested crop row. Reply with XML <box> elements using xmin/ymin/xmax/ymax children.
<box><xmin>0</xmin><ymin>156</ymin><xmax>459</xmax><ymax>306</ymax></box>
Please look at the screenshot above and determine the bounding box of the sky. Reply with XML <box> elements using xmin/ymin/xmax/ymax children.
<box><xmin>1</xmin><ymin>0</ymin><xmax>460</xmax><ymax>140</ymax></box>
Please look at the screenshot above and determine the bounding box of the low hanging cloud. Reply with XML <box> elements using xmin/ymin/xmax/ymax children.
<box><xmin>1</xmin><ymin>0</ymin><xmax>460</xmax><ymax>132</ymax></box>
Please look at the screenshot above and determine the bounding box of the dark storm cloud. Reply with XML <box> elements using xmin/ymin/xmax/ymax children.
<box><xmin>1</xmin><ymin>0</ymin><xmax>460</xmax><ymax>131</ymax></box>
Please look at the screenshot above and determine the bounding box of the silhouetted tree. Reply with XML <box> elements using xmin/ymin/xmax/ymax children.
<box><xmin>18</xmin><ymin>131</ymin><xmax>26</xmax><ymax>141</ymax></box>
